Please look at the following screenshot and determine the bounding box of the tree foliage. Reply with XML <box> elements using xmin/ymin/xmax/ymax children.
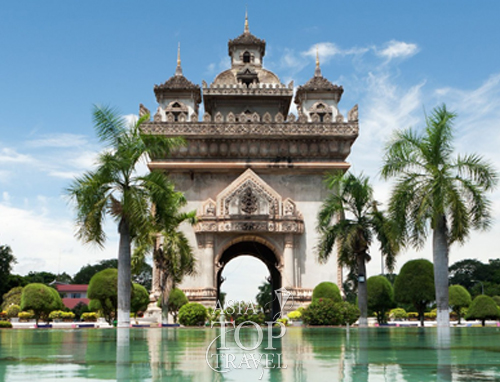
<box><xmin>449</xmin><ymin>258</ymin><xmax>500</xmax><ymax>297</ymax></box>
<box><xmin>87</xmin><ymin>268</ymin><xmax>118</xmax><ymax>324</ymax></box>
<box><xmin>382</xmin><ymin>104</ymin><xmax>498</xmax><ymax>327</ymax></box>
<box><xmin>312</xmin><ymin>282</ymin><xmax>342</xmax><ymax>303</ymax></box>
<box><xmin>449</xmin><ymin>284</ymin><xmax>471</xmax><ymax>324</ymax></box>
<box><xmin>166</xmin><ymin>288</ymin><xmax>188</xmax><ymax>324</ymax></box>
<box><xmin>256</xmin><ymin>281</ymin><xmax>273</xmax><ymax>320</ymax></box>
<box><xmin>466</xmin><ymin>295</ymin><xmax>500</xmax><ymax>326</ymax></box>
<box><xmin>131</xmin><ymin>283</ymin><xmax>149</xmax><ymax>318</ymax></box>
<box><xmin>178</xmin><ymin>302</ymin><xmax>207</xmax><ymax>326</ymax></box>
<box><xmin>0</xmin><ymin>245</ymin><xmax>16</xmax><ymax>304</ymax></box>
<box><xmin>367</xmin><ymin>276</ymin><xmax>394</xmax><ymax>324</ymax></box>
<box><xmin>317</xmin><ymin>172</ymin><xmax>399</xmax><ymax>327</ymax></box>
<box><xmin>20</xmin><ymin>283</ymin><xmax>63</xmax><ymax>324</ymax></box>
<box><xmin>302</xmin><ymin>299</ymin><xmax>360</xmax><ymax>326</ymax></box>
<box><xmin>1</xmin><ymin>286</ymin><xmax>23</xmax><ymax>310</ymax></box>
<box><xmin>67</xmin><ymin>105</ymin><xmax>184</xmax><ymax>327</ymax></box>
<box><xmin>394</xmin><ymin>259</ymin><xmax>435</xmax><ymax>326</ymax></box>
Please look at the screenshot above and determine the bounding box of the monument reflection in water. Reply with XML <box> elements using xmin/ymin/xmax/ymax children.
<box><xmin>1</xmin><ymin>327</ymin><xmax>500</xmax><ymax>381</ymax></box>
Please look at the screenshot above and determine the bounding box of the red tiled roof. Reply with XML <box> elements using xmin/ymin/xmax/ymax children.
<box><xmin>62</xmin><ymin>297</ymin><xmax>90</xmax><ymax>309</ymax></box>
<box><xmin>56</xmin><ymin>284</ymin><xmax>88</xmax><ymax>292</ymax></box>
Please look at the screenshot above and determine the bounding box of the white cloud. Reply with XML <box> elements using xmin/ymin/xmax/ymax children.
<box><xmin>0</xmin><ymin>148</ymin><xmax>33</xmax><ymax>164</ymax></box>
<box><xmin>26</xmin><ymin>133</ymin><xmax>88</xmax><ymax>148</ymax></box>
<box><xmin>0</xmin><ymin>202</ymin><xmax>118</xmax><ymax>276</ymax></box>
<box><xmin>302</xmin><ymin>42</ymin><xmax>369</xmax><ymax>62</ymax></box>
<box><xmin>377</xmin><ymin>40</ymin><xmax>419</xmax><ymax>61</ymax></box>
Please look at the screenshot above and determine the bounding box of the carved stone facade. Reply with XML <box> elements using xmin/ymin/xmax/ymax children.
<box><xmin>141</xmin><ymin>18</ymin><xmax>358</xmax><ymax>316</ymax></box>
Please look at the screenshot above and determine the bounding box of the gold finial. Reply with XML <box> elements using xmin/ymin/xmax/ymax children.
<box><xmin>316</xmin><ymin>46</ymin><xmax>319</xmax><ymax>67</ymax></box>
<box><xmin>175</xmin><ymin>42</ymin><xmax>183</xmax><ymax>76</ymax></box>
<box><xmin>244</xmin><ymin>7</ymin><xmax>249</xmax><ymax>34</ymax></box>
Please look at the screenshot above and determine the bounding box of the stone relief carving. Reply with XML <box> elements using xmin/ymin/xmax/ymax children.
<box><xmin>240</xmin><ymin>187</ymin><xmax>259</xmax><ymax>214</ymax></box>
<box><xmin>195</xmin><ymin>169</ymin><xmax>304</xmax><ymax>234</ymax></box>
<box><xmin>154</xmin><ymin>107</ymin><xmax>162</xmax><ymax>122</ymax></box>
<box><xmin>190</xmin><ymin>112</ymin><xmax>198</xmax><ymax>122</ymax></box>
<box><xmin>336</xmin><ymin>113</ymin><xmax>344</xmax><ymax>123</ymax></box>
<box><xmin>275</xmin><ymin>112</ymin><xmax>284</xmax><ymax>123</ymax></box>
<box><xmin>263</xmin><ymin>112</ymin><xmax>272</xmax><ymax>123</ymax></box>
<box><xmin>203</xmin><ymin>112</ymin><xmax>212</xmax><ymax>122</ymax></box>
<box><xmin>166</xmin><ymin>112</ymin><xmax>175</xmax><ymax>122</ymax></box>
<box><xmin>139</xmin><ymin>103</ymin><xmax>150</xmax><ymax>117</ymax></box>
<box><xmin>348</xmin><ymin>104</ymin><xmax>358</xmax><ymax>121</ymax></box>
<box><xmin>226</xmin><ymin>112</ymin><xmax>236</xmax><ymax>123</ymax></box>
<box><xmin>214</xmin><ymin>112</ymin><xmax>224</xmax><ymax>123</ymax></box>
<box><xmin>287</xmin><ymin>113</ymin><xmax>296</xmax><ymax>122</ymax></box>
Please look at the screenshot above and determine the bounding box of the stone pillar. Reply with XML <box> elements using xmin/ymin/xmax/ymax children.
<box><xmin>283</xmin><ymin>234</ymin><xmax>295</xmax><ymax>288</ymax></box>
<box><xmin>204</xmin><ymin>234</ymin><xmax>215</xmax><ymax>288</ymax></box>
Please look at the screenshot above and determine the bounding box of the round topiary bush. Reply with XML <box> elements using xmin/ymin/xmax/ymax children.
<box><xmin>20</xmin><ymin>283</ymin><xmax>64</xmax><ymax>324</ymax></box>
<box><xmin>6</xmin><ymin>304</ymin><xmax>20</xmax><ymax>319</ymax></box>
<box><xmin>302</xmin><ymin>299</ymin><xmax>359</xmax><ymax>326</ymax></box>
<box><xmin>389</xmin><ymin>308</ymin><xmax>408</xmax><ymax>320</ymax></box>
<box><xmin>167</xmin><ymin>288</ymin><xmax>189</xmax><ymax>324</ymax></box>
<box><xmin>288</xmin><ymin>310</ymin><xmax>302</xmax><ymax>320</ymax></box>
<box><xmin>312</xmin><ymin>282</ymin><xmax>342</xmax><ymax>303</ymax></box>
<box><xmin>178</xmin><ymin>303</ymin><xmax>207</xmax><ymax>326</ymax></box>
<box><xmin>466</xmin><ymin>295</ymin><xmax>500</xmax><ymax>326</ymax></box>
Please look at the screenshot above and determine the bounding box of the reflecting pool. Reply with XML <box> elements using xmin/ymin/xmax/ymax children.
<box><xmin>1</xmin><ymin>327</ymin><xmax>500</xmax><ymax>381</ymax></box>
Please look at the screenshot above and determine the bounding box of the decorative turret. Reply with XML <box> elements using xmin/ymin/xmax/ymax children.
<box><xmin>228</xmin><ymin>11</ymin><xmax>266</xmax><ymax>68</ymax></box>
<box><xmin>153</xmin><ymin>44</ymin><xmax>201</xmax><ymax>122</ymax></box>
<box><xmin>295</xmin><ymin>48</ymin><xmax>344</xmax><ymax>122</ymax></box>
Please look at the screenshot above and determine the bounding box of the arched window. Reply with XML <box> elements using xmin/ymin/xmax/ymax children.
<box><xmin>243</xmin><ymin>51</ymin><xmax>251</xmax><ymax>63</ymax></box>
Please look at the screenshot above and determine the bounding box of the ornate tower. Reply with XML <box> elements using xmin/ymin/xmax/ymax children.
<box><xmin>141</xmin><ymin>17</ymin><xmax>359</xmax><ymax>316</ymax></box>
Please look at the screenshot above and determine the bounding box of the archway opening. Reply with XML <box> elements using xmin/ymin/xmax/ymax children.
<box><xmin>217</xmin><ymin>241</ymin><xmax>282</xmax><ymax>319</ymax></box>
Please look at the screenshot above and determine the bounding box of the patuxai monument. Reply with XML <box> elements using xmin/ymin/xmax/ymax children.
<box><xmin>140</xmin><ymin>16</ymin><xmax>359</xmax><ymax>318</ymax></box>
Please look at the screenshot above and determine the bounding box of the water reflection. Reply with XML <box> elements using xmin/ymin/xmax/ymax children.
<box><xmin>1</xmin><ymin>327</ymin><xmax>500</xmax><ymax>381</ymax></box>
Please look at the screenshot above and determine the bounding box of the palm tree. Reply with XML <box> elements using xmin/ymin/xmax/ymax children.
<box><xmin>381</xmin><ymin>104</ymin><xmax>498</xmax><ymax>327</ymax></box>
<box><xmin>67</xmin><ymin>105</ymin><xmax>183</xmax><ymax>327</ymax></box>
<box><xmin>133</xmin><ymin>207</ymin><xmax>197</xmax><ymax>324</ymax></box>
<box><xmin>317</xmin><ymin>172</ymin><xmax>399</xmax><ymax>327</ymax></box>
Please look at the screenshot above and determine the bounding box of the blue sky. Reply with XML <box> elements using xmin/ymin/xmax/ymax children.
<box><xmin>1</xmin><ymin>1</ymin><xmax>500</xmax><ymax>301</ymax></box>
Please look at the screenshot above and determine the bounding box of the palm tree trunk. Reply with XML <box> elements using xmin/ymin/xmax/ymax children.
<box><xmin>117</xmin><ymin>219</ymin><xmax>132</xmax><ymax>328</ymax></box>
<box><xmin>433</xmin><ymin>215</ymin><xmax>450</xmax><ymax>328</ymax></box>
<box><xmin>357</xmin><ymin>254</ymin><xmax>368</xmax><ymax>327</ymax></box>
<box><xmin>161</xmin><ymin>278</ymin><xmax>174</xmax><ymax>325</ymax></box>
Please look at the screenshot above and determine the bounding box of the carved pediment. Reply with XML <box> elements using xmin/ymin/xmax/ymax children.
<box><xmin>217</xmin><ymin>169</ymin><xmax>281</xmax><ymax>217</ymax></box>
<box><xmin>195</xmin><ymin>169</ymin><xmax>304</xmax><ymax>234</ymax></box>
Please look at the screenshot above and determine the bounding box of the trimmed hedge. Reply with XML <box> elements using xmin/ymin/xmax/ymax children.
<box><xmin>302</xmin><ymin>299</ymin><xmax>360</xmax><ymax>326</ymax></box>
<box><xmin>178</xmin><ymin>303</ymin><xmax>207</xmax><ymax>326</ymax></box>
<box><xmin>312</xmin><ymin>282</ymin><xmax>342</xmax><ymax>303</ymax></box>
<box><xmin>0</xmin><ymin>321</ymin><xmax>13</xmax><ymax>328</ymax></box>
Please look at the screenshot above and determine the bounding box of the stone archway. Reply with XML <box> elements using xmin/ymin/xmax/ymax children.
<box><xmin>216</xmin><ymin>240</ymin><xmax>282</xmax><ymax>319</ymax></box>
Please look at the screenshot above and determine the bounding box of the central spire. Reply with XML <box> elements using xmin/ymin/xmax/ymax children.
<box><xmin>175</xmin><ymin>43</ymin><xmax>183</xmax><ymax>76</ymax></box>
<box><xmin>314</xmin><ymin>45</ymin><xmax>322</xmax><ymax>77</ymax></box>
<box><xmin>244</xmin><ymin>8</ymin><xmax>249</xmax><ymax>34</ymax></box>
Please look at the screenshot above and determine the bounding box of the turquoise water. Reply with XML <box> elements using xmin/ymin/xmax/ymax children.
<box><xmin>1</xmin><ymin>327</ymin><xmax>500</xmax><ymax>381</ymax></box>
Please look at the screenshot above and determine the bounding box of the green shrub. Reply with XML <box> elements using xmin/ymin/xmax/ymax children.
<box><xmin>81</xmin><ymin>312</ymin><xmax>98</xmax><ymax>322</ymax></box>
<box><xmin>6</xmin><ymin>305</ymin><xmax>20</xmax><ymax>319</ymax></box>
<box><xmin>18</xmin><ymin>311</ymin><xmax>34</xmax><ymax>320</ymax></box>
<box><xmin>87</xmin><ymin>269</ymin><xmax>118</xmax><ymax>324</ymax></box>
<box><xmin>492</xmin><ymin>296</ymin><xmax>500</xmax><ymax>307</ymax></box>
<box><xmin>71</xmin><ymin>302</ymin><xmax>90</xmax><ymax>319</ymax></box>
<box><xmin>389</xmin><ymin>308</ymin><xmax>408</xmax><ymax>320</ymax></box>
<box><xmin>367</xmin><ymin>276</ymin><xmax>394</xmax><ymax>324</ymax></box>
<box><xmin>131</xmin><ymin>283</ymin><xmax>149</xmax><ymax>318</ymax></box>
<box><xmin>1</xmin><ymin>287</ymin><xmax>23</xmax><ymax>311</ymax></box>
<box><xmin>466</xmin><ymin>295</ymin><xmax>500</xmax><ymax>326</ymax></box>
<box><xmin>167</xmin><ymin>288</ymin><xmax>189</xmax><ymax>324</ymax></box>
<box><xmin>394</xmin><ymin>259</ymin><xmax>435</xmax><ymax>326</ymax></box>
<box><xmin>178</xmin><ymin>303</ymin><xmax>207</xmax><ymax>326</ymax></box>
<box><xmin>20</xmin><ymin>284</ymin><xmax>64</xmax><ymax>324</ymax></box>
<box><xmin>302</xmin><ymin>299</ymin><xmax>360</xmax><ymax>326</ymax></box>
<box><xmin>277</xmin><ymin>318</ymin><xmax>288</xmax><ymax>326</ymax></box>
<box><xmin>49</xmin><ymin>310</ymin><xmax>64</xmax><ymax>320</ymax></box>
<box><xmin>0</xmin><ymin>311</ymin><xmax>6</xmax><ymax>320</ymax></box>
<box><xmin>449</xmin><ymin>285</ymin><xmax>472</xmax><ymax>324</ymax></box>
<box><xmin>288</xmin><ymin>310</ymin><xmax>302</xmax><ymax>320</ymax></box>
<box><xmin>62</xmin><ymin>311</ymin><xmax>75</xmax><ymax>320</ymax></box>
<box><xmin>407</xmin><ymin>312</ymin><xmax>419</xmax><ymax>319</ymax></box>
<box><xmin>223</xmin><ymin>302</ymin><xmax>265</xmax><ymax>326</ymax></box>
<box><xmin>0</xmin><ymin>321</ymin><xmax>13</xmax><ymax>328</ymax></box>
<box><xmin>312</xmin><ymin>282</ymin><xmax>342</xmax><ymax>303</ymax></box>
